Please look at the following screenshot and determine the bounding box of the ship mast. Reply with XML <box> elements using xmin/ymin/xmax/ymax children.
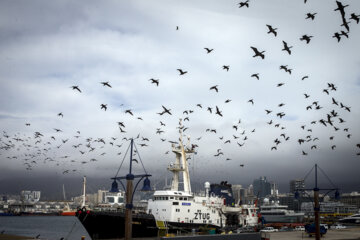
<box><xmin>168</xmin><ymin>119</ymin><xmax>193</xmax><ymax>194</ymax></box>
<box><xmin>81</xmin><ymin>176</ymin><xmax>86</xmax><ymax>208</ymax></box>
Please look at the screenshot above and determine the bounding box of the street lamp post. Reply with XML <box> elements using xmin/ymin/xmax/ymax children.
<box><xmin>295</xmin><ymin>164</ymin><xmax>340</xmax><ymax>240</ymax></box>
<box><xmin>111</xmin><ymin>138</ymin><xmax>152</xmax><ymax>240</ymax></box>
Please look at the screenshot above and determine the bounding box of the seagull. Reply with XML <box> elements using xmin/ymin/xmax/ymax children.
<box><xmin>58</xmin><ymin>112</ymin><xmax>63</xmax><ymax>117</ymax></box>
<box><xmin>306</xmin><ymin>12</ymin><xmax>317</xmax><ymax>20</ymax></box>
<box><xmin>71</xmin><ymin>86</ymin><xmax>81</xmax><ymax>93</ymax></box>
<box><xmin>250</xmin><ymin>46</ymin><xmax>265</xmax><ymax>59</ymax></box>
<box><xmin>333</xmin><ymin>32</ymin><xmax>342</xmax><ymax>42</ymax></box>
<box><xmin>149</xmin><ymin>78</ymin><xmax>159</xmax><ymax>86</ymax></box>
<box><xmin>204</xmin><ymin>48</ymin><xmax>214</xmax><ymax>53</ymax></box>
<box><xmin>251</xmin><ymin>73</ymin><xmax>259</xmax><ymax>80</ymax></box>
<box><xmin>210</xmin><ymin>85</ymin><xmax>219</xmax><ymax>92</ymax></box>
<box><xmin>215</xmin><ymin>106</ymin><xmax>223</xmax><ymax>117</ymax></box>
<box><xmin>100</xmin><ymin>82</ymin><xmax>112</xmax><ymax>88</ymax></box>
<box><xmin>223</xmin><ymin>65</ymin><xmax>230</xmax><ymax>71</ymax></box>
<box><xmin>302</xmin><ymin>76</ymin><xmax>309</xmax><ymax>81</ymax></box>
<box><xmin>100</xmin><ymin>104</ymin><xmax>107</xmax><ymax>111</ymax></box>
<box><xmin>238</xmin><ymin>0</ymin><xmax>249</xmax><ymax>8</ymax></box>
<box><xmin>300</xmin><ymin>34</ymin><xmax>313</xmax><ymax>44</ymax></box>
<box><xmin>350</xmin><ymin>13</ymin><xmax>360</xmax><ymax>24</ymax></box>
<box><xmin>125</xmin><ymin>109</ymin><xmax>133</xmax><ymax>115</ymax></box>
<box><xmin>161</xmin><ymin>105</ymin><xmax>172</xmax><ymax>115</ymax></box>
<box><xmin>282</xmin><ymin>41</ymin><xmax>292</xmax><ymax>55</ymax></box>
<box><xmin>266</xmin><ymin>24</ymin><xmax>277</xmax><ymax>36</ymax></box>
<box><xmin>177</xmin><ymin>69</ymin><xmax>188</xmax><ymax>75</ymax></box>
<box><xmin>248</xmin><ymin>99</ymin><xmax>254</xmax><ymax>105</ymax></box>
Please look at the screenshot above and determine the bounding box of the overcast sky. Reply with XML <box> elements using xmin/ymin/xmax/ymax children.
<box><xmin>0</xmin><ymin>0</ymin><xmax>359</xmax><ymax>195</ymax></box>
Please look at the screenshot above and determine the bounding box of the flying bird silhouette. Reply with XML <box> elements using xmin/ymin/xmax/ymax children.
<box><xmin>71</xmin><ymin>86</ymin><xmax>81</xmax><ymax>93</ymax></box>
<box><xmin>306</xmin><ymin>12</ymin><xmax>317</xmax><ymax>20</ymax></box>
<box><xmin>282</xmin><ymin>41</ymin><xmax>292</xmax><ymax>55</ymax></box>
<box><xmin>300</xmin><ymin>34</ymin><xmax>313</xmax><ymax>44</ymax></box>
<box><xmin>100</xmin><ymin>82</ymin><xmax>112</xmax><ymax>88</ymax></box>
<box><xmin>250</xmin><ymin>46</ymin><xmax>265</xmax><ymax>59</ymax></box>
<box><xmin>149</xmin><ymin>78</ymin><xmax>159</xmax><ymax>86</ymax></box>
<box><xmin>177</xmin><ymin>69</ymin><xmax>188</xmax><ymax>75</ymax></box>
<box><xmin>238</xmin><ymin>0</ymin><xmax>249</xmax><ymax>8</ymax></box>
<box><xmin>266</xmin><ymin>24</ymin><xmax>277</xmax><ymax>36</ymax></box>
<box><xmin>204</xmin><ymin>48</ymin><xmax>214</xmax><ymax>53</ymax></box>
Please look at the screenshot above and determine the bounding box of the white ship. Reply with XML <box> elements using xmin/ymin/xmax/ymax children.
<box><xmin>260</xmin><ymin>199</ymin><xmax>304</xmax><ymax>223</ymax></box>
<box><xmin>146</xmin><ymin>120</ymin><xmax>258</xmax><ymax>231</ymax></box>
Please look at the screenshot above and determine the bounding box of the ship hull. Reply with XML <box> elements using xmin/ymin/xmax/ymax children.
<box><xmin>76</xmin><ymin>210</ymin><xmax>158</xmax><ymax>239</ymax></box>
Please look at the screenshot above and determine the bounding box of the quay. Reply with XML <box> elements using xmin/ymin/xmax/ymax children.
<box><xmin>111</xmin><ymin>227</ymin><xmax>360</xmax><ymax>240</ymax></box>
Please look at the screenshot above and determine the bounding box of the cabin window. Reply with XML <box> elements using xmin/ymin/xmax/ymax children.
<box><xmin>162</xmin><ymin>209</ymin><xmax>166</xmax><ymax>211</ymax></box>
<box><xmin>170</xmin><ymin>197</ymin><xmax>174</xmax><ymax>199</ymax></box>
<box><xmin>176</xmin><ymin>209</ymin><xmax>180</xmax><ymax>212</ymax></box>
<box><xmin>197</xmin><ymin>210</ymin><xmax>201</xmax><ymax>213</ymax></box>
<box><xmin>165</xmin><ymin>197</ymin><xmax>168</xmax><ymax>200</ymax></box>
<box><xmin>203</xmin><ymin>220</ymin><xmax>207</xmax><ymax>223</ymax></box>
<box><xmin>184</xmin><ymin>197</ymin><xmax>187</xmax><ymax>200</ymax></box>
<box><xmin>173</xmin><ymin>202</ymin><xmax>179</xmax><ymax>205</ymax></box>
<box><xmin>179</xmin><ymin>197</ymin><xmax>183</xmax><ymax>200</ymax></box>
<box><xmin>188</xmin><ymin>209</ymin><xmax>190</xmax><ymax>213</ymax></box>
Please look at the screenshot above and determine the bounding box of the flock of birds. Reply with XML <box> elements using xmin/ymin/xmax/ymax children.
<box><xmin>0</xmin><ymin>0</ymin><xmax>359</xmax><ymax>177</ymax></box>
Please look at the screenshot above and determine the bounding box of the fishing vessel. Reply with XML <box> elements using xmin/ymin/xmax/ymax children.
<box><xmin>146</xmin><ymin>120</ymin><xmax>258</xmax><ymax>231</ymax></box>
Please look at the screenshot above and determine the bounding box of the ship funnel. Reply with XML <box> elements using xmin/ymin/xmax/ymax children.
<box><xmin>205</xmin><ymin>182</ymin><xmax>210</xmax><ymax>198</ymax></box>
<box><xmin>141</xmin><ymin>177</ymin><xmax>152</xmax><ymax>192</ymax></box>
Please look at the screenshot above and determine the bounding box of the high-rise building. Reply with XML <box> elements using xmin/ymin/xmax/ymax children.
<box><xmin>20</xmin><ymin>191</ymin><xmax>41</xmax><ymax>203</ymax></box>
<box><xmin>253</xmin><ymin>176</ymin><xmax>271</xmax><ymax>198</ymax></box>
<box><xmin>290</xmin><ymin>179</ymin><xmax>305</xmax><ymax>193</ymax></box>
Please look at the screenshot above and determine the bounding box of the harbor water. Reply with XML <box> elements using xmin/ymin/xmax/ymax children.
<box><xmin>0</xmin><ymin>216</ymin><xmax>91</xmax><ymax>240</ymax></box>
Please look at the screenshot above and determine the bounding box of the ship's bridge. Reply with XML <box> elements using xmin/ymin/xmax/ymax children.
<box><xmin>153</xmin><ymin>190</ymin><xmax>193</xmax><ymax>201</ymax></box>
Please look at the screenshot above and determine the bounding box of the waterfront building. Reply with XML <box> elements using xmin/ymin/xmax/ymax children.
<box><xmin>253</xmin><ymin>176</ymin><xmax>271</xmax><ymax>198</ymax></box>
<box><xmin>20</xmin><ymin>191</ymin><xmax>41</xmax><ymax>203</ymax></box>
<box><xmin>290</xmin><ymin>179</ymin><xmax>305</xmax><ymax>193</ymax></box>
<box><xmin>340</xmin><ymin>192</ymin><xmax>360</xmax><ymax>209</ymax></box>
<box><xmin>301</xmin><ymin>201</ymin><xmax>359</xmax><ymax>216</ymax></box>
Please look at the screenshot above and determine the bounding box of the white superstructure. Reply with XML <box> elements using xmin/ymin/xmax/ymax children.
<box><xmin>147</xmin><ymin>120</ymin><xmax>226</xmax><ymax>228</ymax></box>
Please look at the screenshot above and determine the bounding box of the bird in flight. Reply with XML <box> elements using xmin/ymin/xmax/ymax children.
<box><xmin>100</xmin><ymin>104</ymin><xmax>107</xmax><ymax>111</ymax></box>
<box><xmin>306</xmin><ymin>12</ymin><xmax>317</xmax><ymax>20</ymax></box>
<box><xmin>248</xmin><ymin>99</ymin><xmax>254</xmax><ymax>105</ymax></box>
<box><xmin>204</xmin><ymin>48</ymin><xmax>214</xmax><ymax>53</ymax></box>
<box><xmin>251</xmin><ymin>73</ymin><xmax>259</xmax><ymax>80</ymax></box>
<box><xmin>149</xmin><ymin>78</ymin><xmax>159</xmax><ymax>86</ymax></box>
<box><xmin>100</xmin><ymin>82</ymin><xmax>112</xmax><ymax>88</ymax></box>
<box><xmin>250</xmin><ymin>46</ymin><xmax>265</xmax><ymax>59</ymax></box>
<box><xmin>223</xmin><ymin>65</ymin><xmax>230</xmax><ymax>71</ymax></box>
<box><xmin>58</xmin><ymin>112</ymin><xmax>63</xmax><ymax>117</ymax></box>
<box><xmin>300</xmin><ymin>34</ymin><xmax>313</xmax><ymax>44</ymax></box>
<box><xmin>350</xmin><ymin>13</ymin><xmax>360</xmax><ymax>24</ymax></box>
<box><xmin>238</xmin><ymin>0</ymin><xmax>249</xmax><ymax>8</ymax></box>
<box><xmin>210</xmin><ymin>85</ymin><xmax>219</xmax><ymax>92</ymax></box>
<box><xmin>215</xmin><ymin>106</ymin><xmax>223</xmax><ymax>117</ymax></box>
<box><xmin>177</xmin><ymin>69</ymin><xmax>188</xmax><ymax>75</ymax></box>
<box><xmin>125</xmin><ymin>109</ymin><xmax>133</xmax><ymax>115</ymax></box>
<box><xmin>161</xmin><ymin>105</ymin><xmax>172</xmax><ymax>115</ymax></box>
<box><xmin>266</xmin><ymin>24</ymin><xmax>277</xmax><ymax>36</ymax></box>
<box><xmin>71</xmin><ymin>86</ymin><xmax>81</xmax><ymax>93</ymax></box>
<box><xmin>282</xmin><ymin>41</ymin><xmax>292</xmax><ymax>55</ymax></box>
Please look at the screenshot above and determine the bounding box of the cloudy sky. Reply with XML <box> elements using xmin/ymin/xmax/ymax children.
<box><xmin>0</xmin><ymin>0</ymin><xmax>359</xmax><ymax>196</ymax></box>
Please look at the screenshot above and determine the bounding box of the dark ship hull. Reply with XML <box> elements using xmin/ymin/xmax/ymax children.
<box><xmin>76</xmin><ymin>209</ymin><xmax>158</xmax><ymax>239</ymax></box>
